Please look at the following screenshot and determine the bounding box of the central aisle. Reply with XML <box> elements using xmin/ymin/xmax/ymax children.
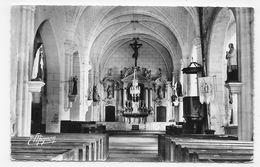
<box><xmin>106</xmin><ymin>131</ymin><xmax>161</xmax><ymax>162</ymax></box>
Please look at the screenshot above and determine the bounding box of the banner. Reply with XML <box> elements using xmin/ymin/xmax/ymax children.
<box><xmin>198</xmin><ymin>77</ymin><xmax>215</xmax><ymax>104</ymax></box>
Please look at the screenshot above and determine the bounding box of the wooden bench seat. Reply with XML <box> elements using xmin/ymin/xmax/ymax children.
<box><xmin>11</xmin><ymin>133</ymin><xmax>109</xmax><ymax>161</ymax></box>
<box><xmin>158</xmin><ymin>134</ymin><xmax>254</xmax><ymax>163</ymax></box>
<box><xmin>11</xmin><ymin>145</ymin><xmax>80</xmax><ymax>161</ymax></box>
<box><xmin>42</xmin><ymin>133</ymin><xmax>109</xmax><ymax>161</ymax></box>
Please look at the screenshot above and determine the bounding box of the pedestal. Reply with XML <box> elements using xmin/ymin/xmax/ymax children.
<box><xmin>224</xmin><ymin>82</ymin><xmax>243</xmax><ymax>94</ymax></box>
<box><xmin>28</xmin><ymin>81</ymin><xmax>45</xmax><ymax>92</ymax></box>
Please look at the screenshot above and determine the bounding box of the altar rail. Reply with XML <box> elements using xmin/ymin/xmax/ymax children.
<box><xmin>100</xmin><ymin>122</ymin><xmax>174</xmax><ymax>131</ymax></box>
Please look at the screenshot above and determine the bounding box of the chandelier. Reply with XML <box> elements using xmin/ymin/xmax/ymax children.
<box><xmin>130</xmin><ymin>69</ymin><xmax>140</xmax><ymax>102</ymax></box>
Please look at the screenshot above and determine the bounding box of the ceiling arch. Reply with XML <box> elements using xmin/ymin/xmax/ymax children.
<box><xmin>71</xmin><ymin>6</ymin><xmax>199</xmax><ymax>81</ymax></box>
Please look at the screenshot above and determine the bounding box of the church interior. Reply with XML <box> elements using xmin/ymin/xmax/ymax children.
<box><xmin>10</xmin><ymin>5</ymin><xmax>255</xmax><ymax>162</ymax></box>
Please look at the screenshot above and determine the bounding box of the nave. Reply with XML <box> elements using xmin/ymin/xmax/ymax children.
<box><xmin>10</xmin><ymin>5</ymin><xmax>255</xmax><ymax>163</ymax></box>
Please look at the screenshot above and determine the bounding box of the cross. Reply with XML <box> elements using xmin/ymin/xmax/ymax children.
<box><xmin>130</xmin><ymin>38</ymin><xmax>142</xmax><ymax>67</ymax></box>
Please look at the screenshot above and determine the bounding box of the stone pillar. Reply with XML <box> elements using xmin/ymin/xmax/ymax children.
<box><xmin>64</xmin><ymin>41</ymin><xmax>76</xmax><ymax>112</ymax></box>
<box><xmin>166</xmin><ymin>81</ymin><xmax>172</xmax><ymax>122</ymax></box>
<box><xmin>194</xmin><ymin>36</ymin><xmax>203</xmax><ymax>67</ymax></box>
<box><xmin>180</xmin><ymin>59</ymin><xmax>189</xmax><ymax>96</ymax></box>
<box><xmin>178</xmin><ymin>97</ymin><xmax>184</xmax><ymax>122</ymax></box>
<box><xmin>16</xmin><ymin>6</ymin><xmax>36</xmax><ymax>137</ymax></box>
<box><xmin>149</xmin><ymin>88</ymin><xmax>153</xmax><ymax>108</ymax></box>
<box><xmin>123</xmin><ymin>85</ymin><xmax>127</xmax><ymax>107</ymax></box>
<box><xmin>118</xmin><ymin>88</ymin><xmax>122</xmax><ymax>107</ymax></box>
<box><xmin>145</xmin><ymin>88</ymin><xmax>149</xmax><ymax>107</ymax></box>
<box><xmin>172</xmin><ymin>72</ymin><xmax>177</xmax><ymax>121</ymax></box>
<box><xmin>235</xmin><ymin>7</ymin><xmax>254</xmax><ymax>141</ymax></box>
<box><xmin>114</xmin><ymin>84</ymin><xmax>118</xmax><ymax>121</ymax></box>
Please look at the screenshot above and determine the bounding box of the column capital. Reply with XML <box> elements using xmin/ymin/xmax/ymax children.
<box><xmin>166</xmin><ymin>81</ymin><xmax>172</xmax><ymax>86</ymax></box>
<box><xmin>64</xmin><ymin>40</ymin><xmax>77</xmax><ymax>55</ymax></box>
<box><xmin>20</xmin><ymin>5</ymin><xmax>36</xmax><ymax>13</ymax></box>
<box><xmin>172</xmin><ymin>71</ymin><xmax>178</xmax><ymax>75</ymax></box>
<box><xmin>224</xmin><ymin>82</ymin><xmax>243</xmax><ymax>94</ymax></box>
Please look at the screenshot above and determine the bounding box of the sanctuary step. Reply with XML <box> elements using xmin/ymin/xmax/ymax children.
<box><xmin>106</xmin><ymin>132</ymin><xmax>159</xmax><ymax>162</ymax></box>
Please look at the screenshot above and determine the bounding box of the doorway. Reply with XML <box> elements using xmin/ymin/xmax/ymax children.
<box><xmin>157</xmin><ymin>106</ymin><xmax>166</xmax><ymax>122</ymax></box>
<box><xmin>105</xmin><ymin>106</ymin><xmax>116</xmax><ymax>122</ymax></box>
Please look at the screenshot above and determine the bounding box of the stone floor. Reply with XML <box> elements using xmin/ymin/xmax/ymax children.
<box><xmin>106</xmin><ymin>131</ymin><xmax>160</xmax><ymax>162</ymax></box>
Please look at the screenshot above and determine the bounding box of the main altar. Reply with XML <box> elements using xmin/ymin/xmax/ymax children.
<box><xmin>97</xmin><ymin>38</ymin><xmax>176</xmax><ymax>131</ymax></box>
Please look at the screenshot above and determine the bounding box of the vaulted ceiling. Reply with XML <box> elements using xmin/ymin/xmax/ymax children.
<box><xmin>73</xmin><ymin>6</ymin><xmax>199</xmax><ymax>76</ymax></box>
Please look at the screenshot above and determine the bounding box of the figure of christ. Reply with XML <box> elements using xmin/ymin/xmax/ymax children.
<box><xmin>130</xmin><ymin>39</ymin><xmax>142</xmax><ymax>67</ymax></box>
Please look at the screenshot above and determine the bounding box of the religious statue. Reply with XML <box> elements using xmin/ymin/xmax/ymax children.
<box><xmin>71</xmin><ymin>76</ymin><xmax>78</xmax><ymax>95</ymax></box>
<box><xmin>225</xmin><ymin>43</ymin><xmax>238</xmax><ymax>82</ymax></box>
<box><xmin>142</xmin><ymin>67</ymin><xmax>146</xmax><ymax>76</ymax></box>
<box><xmin>157</xmin><ymin>86</ymin><xmax>163</xmax><ymax>99</ymax></box>
<box><xmin>87</xmin><ymin>86</ymin><xmax>93</xmax><ymax>100</ymax></box>
<box><xmin>107</xmin><ymin>68</ymin><xmax>112</xmax><ymax>77</ymax></box>
<box><xmin>31</xmin><ymin>44</ymin><xmax>44</xmax><ymax>81</ymax></box>
<box><xmin>157</xmin><ymin>68</ymin><xmax>162</xmax><ymax>78</ymax></box>
<box><xmin>176</xmin><ymin>81</ymin><xmax>183</xmax><ymax>97</ymax></box>
<box><xmin>107</xmin><ymin>85</ymin><xmax>113</xmax><ymax>99</ymax></box>
<box><xmin>120</xmin><ymin>70</ymin><xmax>124</xmax><ymax>79</ymax></box>
<box><xmin>146</xmin><ymin>70</ymin><xmax>151</xmax><ymax>79</ymax></box>
<box><xmin>93</xmin><ymin>86</ymin><xmax>100</xmax><ymax>102</ymax></box>
<box><xmin>124</xmin><ymin>67</ymin><xmax>129</xmax><ymax>78</ymax></box>
<box><xmin>130</xmin><ymin>38</ymin><xmax>142</xmax><ymax>67</ymax></box>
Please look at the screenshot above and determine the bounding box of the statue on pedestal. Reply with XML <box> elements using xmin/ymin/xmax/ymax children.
<box><xmin>225</xmin><ymin>43</ymin><xmax>238</xmax><ymax>82</ymax></box>
<box><xmin>31</xmin><ymin>44</ymin><xmax>44</xmax><ymax>81</ymax></box>
<box><xmin>107</xmin><ymin>85</ymin><xmax>113</xmax><ymax>99</ymax></box>
<box><xmin>71</xmin><ymin>76</ymin><xmax>78</xmax><ymax>95</ymax></box>
<box><xmin>93</xmin><ymin>86</ymin><xmax>100</xmax><ymax>102</ymax></box>
<box><xmin>157</xmin><ymin>86</ymin><xmax>163</xmax><ymax>99</ymax></box>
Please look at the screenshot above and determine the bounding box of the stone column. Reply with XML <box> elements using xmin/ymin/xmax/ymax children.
<box><xmin>118</xmin><ymin>88</ymin><xmax>122</xmax><ymax>107</ymax></box>
<box><xmin>145</xmin><ymin>88</ymin><xmax>149</xmax><ymax>107</ymax></box>
<box><xmin>16</xmin><ymin>6</ymin><xmax>36</xmax><ymax>136</ymax></box>
<box><xmin>171</xmin><ymin>72</ymin><xmax>177</xmax><ymax>121</ymax></box>
<box><xmin>166</xmin><ymin>81</ymin><xmax>172</xmax><ymax>122</ymax></box>
<box><xmin>180</xmin><ymin>59</ymin><xmax>189</xmax><ymax>96</ymax></box>
<box><xmin>64</xmin><ymin>40</ymin><xmax>76</xmax><ymax>111</ymax></box>
<box><xmin>114</xmin><ymin>84</ymin><xmax>118</xmax><ymax>121</ymax></box>
<box><xmin>123</xmin><ymin>84</ymin><xmax>127</xmax><ymax>107</ymax></box>
<box><xmin>178</xmin><ymin>97</ymin><xmax>184</xmax><ymax>122</ymax></box>
<box><xmin>194</xmin><ymin>36</ymin><xmax>203</xmax><ymax>67</ymax></box>
<box><xmin>149</xmin><ymin>88</ymin><xmax>153</xmax><ymax>108</ymax></box>
<box><xmin>235</xmin><ymin>7</ymin><xmax>254</xmax><ymax>141</ymax></box>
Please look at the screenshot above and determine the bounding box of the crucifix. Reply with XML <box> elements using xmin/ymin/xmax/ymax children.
<box><xmin>130</xmin><ymin>38</ymin><xmax>142</xmax><ymax>67</ymax></box>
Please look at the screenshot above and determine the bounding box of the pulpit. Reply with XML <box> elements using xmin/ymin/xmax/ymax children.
<box><xmin>183</xmin><ymin>96</ymin><xmax>204</xmax><ymax>134</ymax></box>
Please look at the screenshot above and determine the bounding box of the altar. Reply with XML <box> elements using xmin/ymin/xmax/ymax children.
<box><xmin>95</xmin><ymin>39</ymin><xmax>179</xmax><ymax>131</ymax></box>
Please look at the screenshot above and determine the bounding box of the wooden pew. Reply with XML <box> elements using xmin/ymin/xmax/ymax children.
<box><xmin>11</xmin><ymin>137</ymin><xmax>91</xmax><ymax>161</ymax></box>
<box><xmin>11</xmin><ymin>133</ymin><xmax>109</xmax><ymax>161</ymax></box>
<box><xmin>11</xmin><ymin>140</ymin><xmax>91</xmax><ymax>161</ymax></box>
<box><xmin>159</xmin><ymin>134</ymin><xmax>253</xmax><ymax>163</ymax></box>
<box><xmin>42</xmin><ymin>133</ymin><xmax>109</xmax><ymax>161</ymax></box>
<box><xmin>167</xmin><ymin>136</ymin><xmax>253</xmax><ymax>162</ymax></box>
